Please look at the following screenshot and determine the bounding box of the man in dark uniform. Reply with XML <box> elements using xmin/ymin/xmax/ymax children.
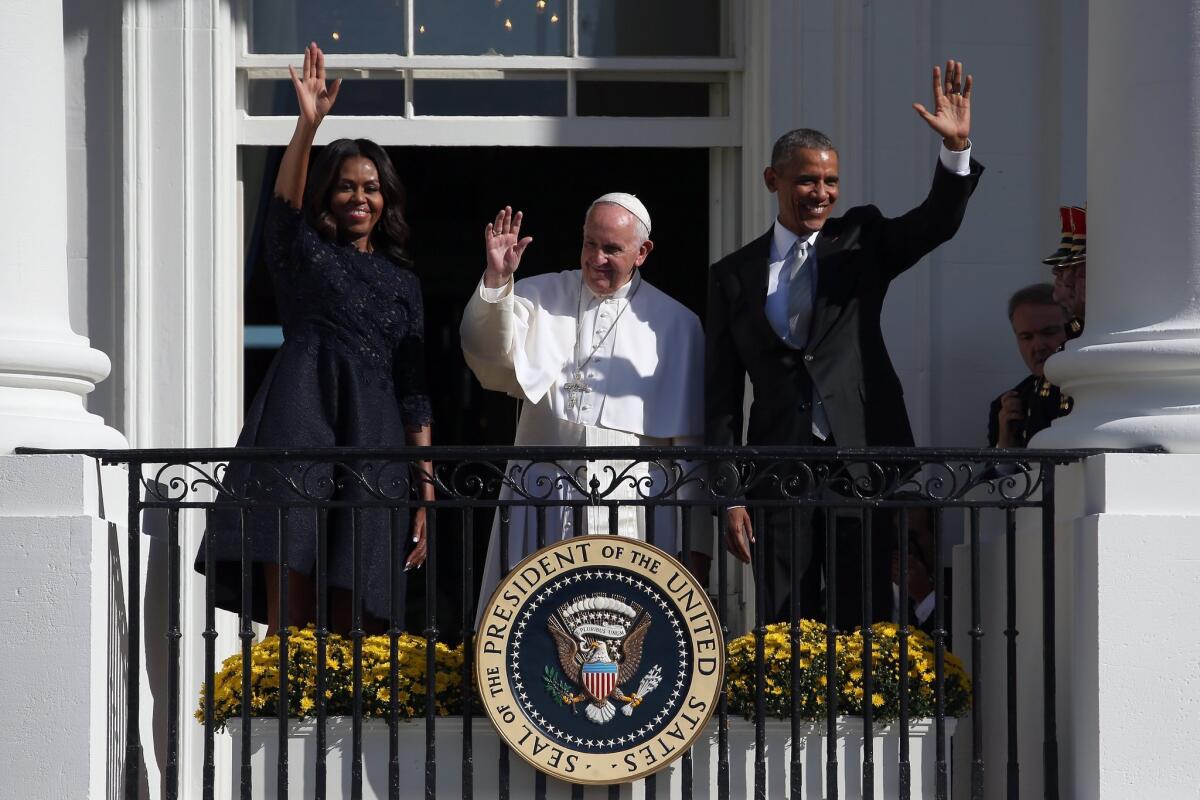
<box><xmin>988</xmin><ymin>283</ymin><xmax>1072</xmax><ymax>447</ymax></box>
<box><xmin>1045</xmin><ymin>205</ymin><xmax>1086</xmax><ymax>339</ymax></box>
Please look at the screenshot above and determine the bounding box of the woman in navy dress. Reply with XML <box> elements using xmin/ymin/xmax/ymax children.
<box><xmin>198</xmin><ymin>43</ymin><xmax>433</xmax><ymax>633</ymax></box>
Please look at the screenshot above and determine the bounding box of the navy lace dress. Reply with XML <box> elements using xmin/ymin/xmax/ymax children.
<box><xmin>197</xmin><ymin>195</ymin><xmax>432</xmax><ymax>624</ymax></box>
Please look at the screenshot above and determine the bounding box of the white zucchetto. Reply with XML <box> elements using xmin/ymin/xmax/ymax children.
<box><xmin>590</xmin><ymin>192</ymin><xmax>652</xmax><ymax>235</ymax></box>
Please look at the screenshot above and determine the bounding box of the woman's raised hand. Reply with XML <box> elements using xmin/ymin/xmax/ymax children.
<box><xmin>483</xmin><ymin>206</ymin><xmax>533</xmax><ymax>288</ymax></box>
<box><xmin>289</xmin><ymin>42</ymin><xmax>342</xmax><ymax>127</ymax></box>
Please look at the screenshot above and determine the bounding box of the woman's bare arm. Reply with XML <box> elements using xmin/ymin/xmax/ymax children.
<box><xmin>274</xmin><ymin>42</ymin><xmax>341</xmax><ymax>209</ymax></box>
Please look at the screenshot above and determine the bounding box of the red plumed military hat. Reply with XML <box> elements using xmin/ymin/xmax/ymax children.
<box><xmin>1042</xmin><ymin>206</ymin><xmax>1075</xmax><ymax>266</ymax></box>
<box><xmin>1064</xmin><ymin>206</ymin><xmax>1086</xmax><ymax>264</ymax></box>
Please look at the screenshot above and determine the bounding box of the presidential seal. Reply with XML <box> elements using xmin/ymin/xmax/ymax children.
<box><xmin>476</xmin><ymin>537</ymin><xmax>722</xmax><ymax>785</ymax></box>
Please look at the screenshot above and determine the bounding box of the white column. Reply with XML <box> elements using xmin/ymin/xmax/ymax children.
<box><xmin>1035</xmin><ymin>0</ymin><xmax>1200</xmax><ymax>451</ymax></box>
<box><xmin>1033</xmin><ymin>6</ymin><xmax>1200</xmax><ymax>795</ymax></box>
<box><xmin>0</xmin><ymin>0</ymin><xmax>125</xmax><ymax>452</ymax></box>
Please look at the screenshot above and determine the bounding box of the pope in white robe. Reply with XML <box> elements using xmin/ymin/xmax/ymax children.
<box><xmin>461</xmin><ymin>195</ymin><xmax>713</xmax><ymax>618</ymax></box>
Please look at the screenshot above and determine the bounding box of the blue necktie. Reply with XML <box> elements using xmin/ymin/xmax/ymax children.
<box><xmin>786</xmin><ymin>240</ymin><xmax>813</xmax><ymax>347</ymax></box>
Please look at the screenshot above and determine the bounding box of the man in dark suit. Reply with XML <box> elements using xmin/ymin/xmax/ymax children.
<box><xmin>705</xmin><ymin>61</ymin><xmax>983</xmax><ymax>625</ymax></box>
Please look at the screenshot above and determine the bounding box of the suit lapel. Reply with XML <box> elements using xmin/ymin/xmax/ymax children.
<box><xmin>733</xmin><ymin>231</ymin><xmax>783</xmax><ymax>347</ymax></box>
<box><xmin>807</xmin><ymin>221</ymin><xmax>852</xmax><ymax>351</ymax></box>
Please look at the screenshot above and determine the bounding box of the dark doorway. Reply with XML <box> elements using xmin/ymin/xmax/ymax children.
<box><xmin>401</xmin><ymin>146</ymin><xmax>710</xmax><ymax>447</ymax></box>
<box><xmin>241</xmin><ymin>145</ymin><xmax>710</xmax><ymax>639</ymax></box>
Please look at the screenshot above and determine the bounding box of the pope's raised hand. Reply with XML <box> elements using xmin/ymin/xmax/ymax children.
<box><xmin>912</xmin><ymin>59</ymin><xmax>972</xmax><ymax>151</ymax></box>
<box><xmin>483</xmin><ymin>206</ymin><xmax>533</xmax><ymax>289</ymax></box>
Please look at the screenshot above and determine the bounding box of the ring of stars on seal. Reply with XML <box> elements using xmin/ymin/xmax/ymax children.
<box><xmin>510</xmin><ymin>569</ymin><xmax>689</xmax><ymax>750</ymax></box>
<box><xmin>476</xmin><ymin>537</ymin><xmax>723</xmax><ymax>785</ymax></box>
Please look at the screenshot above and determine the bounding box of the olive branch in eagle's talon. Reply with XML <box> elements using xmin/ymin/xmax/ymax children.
<box><xmin>543</xmin><ymin>666</ymin><xmax>583</xmax><ymax>710</ymax></box>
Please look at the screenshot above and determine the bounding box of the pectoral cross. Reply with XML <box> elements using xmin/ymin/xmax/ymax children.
<box><xmin>563</xmin><ymin>371</ymin><xmax>592</xmax><ymax>411</ymax></box>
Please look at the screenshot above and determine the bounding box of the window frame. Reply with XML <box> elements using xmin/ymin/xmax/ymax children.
<box><xmin>233</xmin><ymin>0</ymin><xmax>745</xmax><ymax>148</ymax></box>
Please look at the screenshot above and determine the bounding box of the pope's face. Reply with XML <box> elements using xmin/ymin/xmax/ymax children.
<box><xmin>580</xmin><ymin>203</ymin><xmax>653</xmax><ymax>295</ymax></box>
<box><xmin>764</xmin><ymin>147</ymin><xmax>840</xmax><ymax>236</ymax></box>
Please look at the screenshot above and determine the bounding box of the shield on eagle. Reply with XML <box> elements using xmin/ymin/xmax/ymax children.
<box><xmin>581</xmin><ymin>661</ymin><xmax>618</xmax><ymax>701</ymax></box>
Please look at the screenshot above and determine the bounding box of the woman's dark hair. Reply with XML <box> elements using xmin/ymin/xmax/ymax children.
<box><xmin>302</xmin><ymin>138</ymin><xmax>412</xmax><ymax>266</ymax></box>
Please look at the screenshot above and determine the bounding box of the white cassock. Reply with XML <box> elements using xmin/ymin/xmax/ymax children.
<box><xmin>461</xmin><ymin>269</ymin><xmax>712</xmax><ymax>618</ymax></box>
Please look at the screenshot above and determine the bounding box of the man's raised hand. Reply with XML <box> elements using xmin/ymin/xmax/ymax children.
<box><xmin>483</xmin><ymin>206</ymin><xmax>534</xmax><ymax>289</ymax></box>
<box><xmin>913</xmin><ymin>59</ymin><xmax>972</xmax><ymax>151</ymax></box>
<box><xmin>288</xmin><ymin>42</ymin><xmax>341</xmax><ymax>128</ymax></box>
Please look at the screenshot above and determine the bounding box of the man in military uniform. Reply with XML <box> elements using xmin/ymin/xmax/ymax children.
<box><xmin>1044</xmin><ymin>205</ymin><xmax>1086</xmax><ymax>339</ymax></box>
<box><xmin>988</xmin><ymin>283</ymin><xmax>1072</xmax><ymax>447</ymax></box>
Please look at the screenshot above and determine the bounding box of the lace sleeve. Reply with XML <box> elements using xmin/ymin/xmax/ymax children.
<box><xmin>394</xmin><ymin>270</ymin><xmax>433</xmax><ymax>427</ymax></box>
<box><xmin>264</xmin><ymin>194</ymin><xmax>326</xmax><ymax>275</ymax></box>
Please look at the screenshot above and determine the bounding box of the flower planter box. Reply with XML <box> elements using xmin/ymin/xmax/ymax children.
<box><xmin>225</xmin><ymin>715</ymin><xmax>954</xmax><ymax>799</ymax></box>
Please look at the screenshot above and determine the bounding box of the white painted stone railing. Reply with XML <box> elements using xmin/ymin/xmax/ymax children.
<box><xmin>226</xmin><ymin>716</ymin><xmax>955</xmax><ymax>799</ymax></box>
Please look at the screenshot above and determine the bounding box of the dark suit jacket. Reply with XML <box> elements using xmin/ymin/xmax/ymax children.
<box><xmin>706</xmin><ymin>159</ymin><xmax>984</xmax><ymax>449</ymax></box>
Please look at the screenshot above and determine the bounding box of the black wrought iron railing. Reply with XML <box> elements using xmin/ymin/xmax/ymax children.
<box><xmin>26</xmin><ymin>445</ymin><xmax>1103</xmax><ymax>800</ymax></box>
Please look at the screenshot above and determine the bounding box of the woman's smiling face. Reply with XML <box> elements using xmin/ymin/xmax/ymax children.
<box><xmin>329</xmin><ymin>155</ymin><xmax>384</xmax><ymax>249</ymax></box>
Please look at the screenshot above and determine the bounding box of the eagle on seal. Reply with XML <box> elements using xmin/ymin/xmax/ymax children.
<box><xmin>547</xmin><ymin>597</ymin><xmax>652</xmax><ymax>725</ymax></box>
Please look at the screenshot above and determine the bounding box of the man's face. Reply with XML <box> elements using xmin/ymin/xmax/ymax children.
<box><xmin>579</xmin><ymin>203</ymin><xmax>653</xmax><ymax>295</ymax></box>
<box><xmin>764</xmin><ymin>148</ymin><xmax>840</xmax><ymax>236</ymax></box>
<box><xmin>1051</xmin><ymin>268</ymin><xmax>1074</xmax><ymax>310</ymax></box>
<box><xmin>1062</xmin><ymin>261</ymin><xmax>1086</xmax><ymax>318</ymax></box>
<box><xmin>1053</xmin><ymin>261</ymin><xmax>1087</xmax><ymax>319</ymax></box>
<box><xmin>1011</xmin><ymin>302</ymin><xmax>1068</xmax><ymax>377</ymax></box>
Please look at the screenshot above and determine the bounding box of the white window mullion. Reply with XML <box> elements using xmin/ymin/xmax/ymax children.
<box><xmin>404</xmin><ymin>0</ymin><xmax>414</xmax><ymax>57</ymax></box>
<box><xmin>566</xmin><ymin>71</ymin><xmax>576</xmax><ymax>117</ymax></box>
<box><xmin>727</xmin><ymin>0</ymin><xmax>743</xmax><ymax>60</ymax></box>
<box><xmin>568</xmin><ymin>0</ymin><xmax>579</xmax><ymax>58</ymax></box>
